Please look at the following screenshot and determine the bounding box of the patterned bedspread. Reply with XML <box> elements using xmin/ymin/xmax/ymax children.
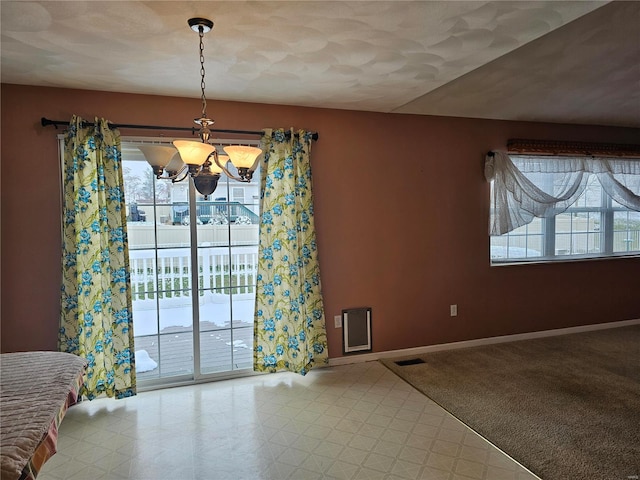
<box><xmin>0</xmin><ymin>352</ymin><xmax>87</xmax><ymax>480</ymax></box>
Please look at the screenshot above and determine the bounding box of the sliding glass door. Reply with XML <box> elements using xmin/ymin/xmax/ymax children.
<box><xmin>195</xmin><ymin>180</ymin><xmax>259</xmax><ymax>374</ymax></box>
<box><xmin>121</xmin><ymin>138</ymin><xmax>260</xmax><ymax>385</ymax></box>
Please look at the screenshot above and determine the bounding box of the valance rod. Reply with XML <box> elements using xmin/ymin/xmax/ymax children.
<box><xmin>40</xmin><ymin>117</ymin><xmax>319</xmax><ymax>141</ymax></box>
<box><xmin>506</xmin><ymin>138</ymin><xmax>640</xmax><ymax>158</ymax></box>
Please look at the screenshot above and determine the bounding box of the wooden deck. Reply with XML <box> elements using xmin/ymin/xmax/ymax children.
<box><xmin>134</xmin><ymin>321</ymin><xmax>253</xmax><ymax>380</ymax></box>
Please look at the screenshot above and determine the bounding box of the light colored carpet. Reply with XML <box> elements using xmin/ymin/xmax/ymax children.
<box><xmin>380</xmin><ymin>325</ymin><xmax>640</xmax><ymax>480</ymax></box>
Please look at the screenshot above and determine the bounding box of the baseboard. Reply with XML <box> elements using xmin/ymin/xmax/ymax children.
<box><xmin>328</xmin><ymin>318</ymin><xmax>640</xmax><ymax>367</ymax></box>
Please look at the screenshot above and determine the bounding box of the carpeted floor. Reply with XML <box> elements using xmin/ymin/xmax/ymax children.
<box><xmin>380</xmin><ymin>324</ymin><xmax>640</xmax><ymax>480</ymax></box>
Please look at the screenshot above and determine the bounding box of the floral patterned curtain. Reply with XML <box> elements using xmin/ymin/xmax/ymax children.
<box><xmin>59</xmin><ymin>116</ymin><xmax>136</xmax><ymax>399</ymax></box>
<box><xmin>254</xmin><ymin>128</ymin><xmax>328</xmax><ymax>375</ymax></box>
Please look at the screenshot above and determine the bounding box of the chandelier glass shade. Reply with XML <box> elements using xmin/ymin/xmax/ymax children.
<box><xmin>137</xmin><ymin>17</ymin><xmax>262</xmax><ymax>199</ymax></box>
<box><xmin>218</xmin><ymin>145</ymin><xmax>263</xmax><ymax>182</ymax></box>
<box><xmin>137</xmin><ymin>145</ymin><xmax>184</xmax><ymax>177</ymax></box>
<box><xmin>165</xmin><ymin>153</ymin><xmax>186</xmax><ymax>173</ymax></box>
<box><xmin>172</xmin><ymin>140</ymin><xmax>215</xmax><ymax>167</ymax></box>
<box><xmin>223</xmin><ymin>146</ymin><xmax>262</xmax><ymax>169</ymax></box>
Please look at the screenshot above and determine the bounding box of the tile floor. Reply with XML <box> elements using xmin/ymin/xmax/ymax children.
<box><xmin>39</xmin><ymin>361</ymin><xmax>539</xmax><ymax>480</ymax></box>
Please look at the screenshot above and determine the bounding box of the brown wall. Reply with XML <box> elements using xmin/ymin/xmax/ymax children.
<box><xmin>2</xmin><ymin>83</ymin><xmax>639</xmax><ymax>356</ymax></box>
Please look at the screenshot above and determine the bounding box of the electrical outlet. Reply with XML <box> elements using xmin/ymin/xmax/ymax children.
<box><xmin>450</xmin><ymin>304</ymin><xmax>458</xmax><ymax>317</ymax></box>
<box><xmin>334</xmin><ymin>315</ymin><xmax>342</xmax><ymax>328</ymax></box>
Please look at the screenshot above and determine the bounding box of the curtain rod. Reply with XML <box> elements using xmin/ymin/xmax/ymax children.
<box><xmin>40</xmin><ymin>117</ymin><xmax>319</xmax><ymax>141</ymax></box>
<box><xmin>505</xmin><ymin>138</ymin><xmax>640</xmax><ymax>158</ymax></box>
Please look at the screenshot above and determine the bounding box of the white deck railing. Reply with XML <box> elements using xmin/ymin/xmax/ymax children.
<box><xmin>129</xmin><ymin>246</ymin><xmax>258</xmax><ymax>301</ymax></box>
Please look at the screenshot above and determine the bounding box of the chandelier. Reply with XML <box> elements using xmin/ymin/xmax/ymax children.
<box><xmin>138</xmin><ymin>18</ymin><xmax>262</xmax><ymax>199</ymax></box>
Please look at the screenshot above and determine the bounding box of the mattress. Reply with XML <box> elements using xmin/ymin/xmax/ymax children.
<box><xmin>0</xmin><ymin>351</ymin><xmax>87</xmax><ymax>480</ymax></box>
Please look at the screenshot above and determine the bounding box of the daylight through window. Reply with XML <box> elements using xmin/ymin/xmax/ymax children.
<box><xmin>121</xmin><ymin>137</ymin><xmax>261</xmax><ymax>382</ymax></box>
<box><xmin>488</xmin><ymin>152</ymin><xmax>640</xmax><ymax>264</ymax></box>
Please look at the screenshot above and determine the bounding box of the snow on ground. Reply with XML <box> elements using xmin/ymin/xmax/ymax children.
<box><xmin>135</xmin><ymin>349</ymin><xmax>158</xmax><ymax>373</ymax></box>
<box><xmin>132</xmin><ymin>292</ymin><xmax>255</xmax><ymax>336</ymax></box>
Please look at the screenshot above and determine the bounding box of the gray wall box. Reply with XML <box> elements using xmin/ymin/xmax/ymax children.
<box><xmin>342</xmin><ymin>307</ymin><xmax>372</xmax><ymax>353</ymax></box>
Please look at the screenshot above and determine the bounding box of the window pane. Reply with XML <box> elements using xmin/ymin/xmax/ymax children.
<box><xmin>158</xmin><ymin>332</ymin><xmax>194</xmax><ymax>377</ymax></box>
<box><xmin>490</xmin><ymin>218</ymin><xmax>543</xmax><ymax>259</ymax></box>
<box><xmin>614</xmin><ymin>211</ymin><xmax>640</xmax><ymax>252</ymax></box>
<box><xmin>555</xmin><ymin>211</ymin><xmax>602</xmax><ymax>255</ymax></box>
<box><xmin>572</xmin><ymin>176</ymin><xmax>601</xmax><ymax>208</ymax></box>
<box><xmin>199</xmin><ymin>326</ymin><xmax>252</xmax><ymax>374</ymax></box>
<box><xmin>134</xmin><ymin>336</ymin><xmax>159</xmax><ymax>380</ymax></box>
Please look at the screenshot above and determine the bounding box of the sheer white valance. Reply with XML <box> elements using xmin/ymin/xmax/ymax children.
<box><xmin>485</xmin><ymin>151</ymin><xmax>640</xmax><ymax>235</ymax></box>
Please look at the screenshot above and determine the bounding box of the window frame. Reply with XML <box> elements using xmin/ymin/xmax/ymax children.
<box><xmin>489</xmin><ymin>155</ymin><xmax>640</xmax><ymax>266</ymax></box>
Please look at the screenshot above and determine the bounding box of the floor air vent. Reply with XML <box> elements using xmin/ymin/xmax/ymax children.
<box><xmin>395</xmin><ymin>358</ymin><xmax>426</xmax><ymax>366</ymax></box>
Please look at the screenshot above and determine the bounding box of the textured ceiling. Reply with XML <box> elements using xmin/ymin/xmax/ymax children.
<box><xmin>2</xmin><ymin>1</ymin><xmax>639</xmax><ymax>127</ymax></box>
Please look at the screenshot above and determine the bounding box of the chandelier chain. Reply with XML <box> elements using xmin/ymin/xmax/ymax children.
<box><xmin>199</xmin><ymin>26</ymin><xmax>207</xmax><ymax>119</ymax></box>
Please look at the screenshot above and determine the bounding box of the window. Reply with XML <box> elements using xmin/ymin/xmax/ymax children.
<box><xmin>121</xmin><ymin>137</ymin><xmax>261</xmax><ymax>383</ymax></box>
<box><xmin>232</xmin><ymin>187</ymin><xmax>245</xmax><ymax>204</ymax></box>
<box><xmin>488</xmin><ymin>152</ymin><xmax>640</xmax><ymax>264</ymax></box>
